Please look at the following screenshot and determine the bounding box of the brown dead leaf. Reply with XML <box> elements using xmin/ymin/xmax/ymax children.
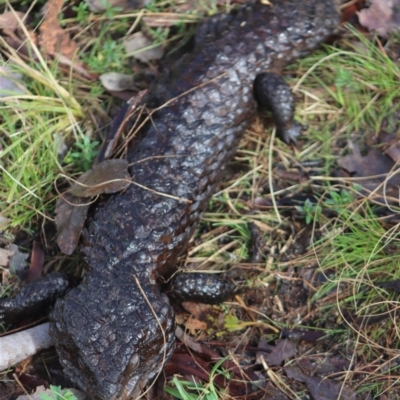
<box><xmin>0</xmin><ymin>9</ymin><xmax>38</xmax><ymax>59</ymax></box>
<box><xmin>263</xmin><ymin>339</ymin><xmax>297</xmax><ymax>366</ymax></box>
<box><xmin>174</xmin><ymin>312</ymin><xmax>187</xmax><ymax>325</ymax></box>
<box><xmin>181</xmin><ymin>301</ymin><xmax>214</xmax><ymax>320</ymax></box>
<box><xmin>296</xmin><ymin>356</ymin><xmax>351</xmax><ymax>376</ymax></box>
<box><xmin>174</xmin><ymin>327</ymin><xmax>262</xmax><ymax>397</ymax></box>
<box><xmin>55</xmin><ymin>192</ymin><xmax>91</xmax><ymax>255</ymax></box>
<box><xmin>26</xmin><ymin>240</ymin><xmax>45</xmax><ymax>283</ymax></box>
<box><xmin>184</xmin><ymin>317</ymin><xmax>207</xmax><ymax>331</ymax></box>
<box><xmin>337</xmin><ymin>143</ymin><xmax>400</xmax><ymax>198</ymax></box>
<box><xmin>385</xmin><ymin>142</ymin><xmax>400</xmax><ymax>163</ymax></box>
<box><xmin>0</xmin><ymin>11</ymin><xmax>25</xmax><ymax>30</ymax></box>
<box><xmin>174</xmin><ymin>326</ymin><xmax>207</xmax><ymax>357</ymax></box>
<box><xmin>69</xmin><ymin>159</ymin><xmax>130</xmax><ymax>198</ymax></box>
<box><xmin>39</xmin><ymin>0</ymin><xmax>81</xmax><ymax>62</ymax></box>
<box><xmin>337</xmin><ymin>144</ymin><xmax>390</xmax><ymax>177</ymax></box>
<box><xmin>56</xmin><ymin>159</ymin><xmax>131</xmax><ymax>254</ymax></box>
<box><xmin>166</xmin><ymin>351</ymin><xmax>251</xmax><ymax>397</ymax></box>
<box><xmin>166</xmin><ymin>352</ymin><xmax>213</xmax><ymax>386</ymax></box>
<box><xmin>181</xmin><ymin>302</ymin><xmax>223</xmax><ymax>332</ymax></box>
<box><xmin>358</xmin><ymin>0</ymin><xmax>400</xmax><ymax>37</ymax></box>
<box><xmin>285</xmin><ymin>367</ymin><xmax>356</xmax><ymax>400</ymax></box>
<box><xmin>379</xmin><ymin>133</ymin><xmax>400</xmax><ymax>163</ymax></box>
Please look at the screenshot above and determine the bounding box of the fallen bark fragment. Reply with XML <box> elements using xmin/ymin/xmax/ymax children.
<box><xmin>0</xmin><ymin>323</ymin><xmax>53</xmax><ymax>371</ymax></box>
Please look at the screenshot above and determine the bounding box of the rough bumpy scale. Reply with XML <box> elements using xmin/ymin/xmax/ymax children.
<box><xmin>167</xmin><ymin>273</ymin><xmax>236</xmax><ymax>304</ymax></box>
<box><xmin>47</xmin><ymin>1</ymin><xmax>339</xmax><ymax>399</ymax></box>
<box><xmin>0</xmin><ymin>273</ymin><xmax>71</xmax><ymax>326</ymax></box>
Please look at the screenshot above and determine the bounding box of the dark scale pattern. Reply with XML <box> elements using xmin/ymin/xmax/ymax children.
<box><xmin>0</xmin><ymin>273</ymin><xmax>71</xmax><ymax>326</ymax></box>
<box><xmin>167</xmin><ymin>273</ymin><xmax>236</xmax><ymax>304</ymax></box>
<box><xmin>49</xmin><ymin>2</ymin><xmax>340</xmax><ymax>399</ymax></box>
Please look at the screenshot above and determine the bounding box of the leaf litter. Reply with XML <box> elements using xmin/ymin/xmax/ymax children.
<box><xmin>337</xmin><ymin>141</ymin><xmax>400</xmax><ymax>201</ymax></box>
<box><xmin>123</xmin><ymin>31</ymin><xmax>164</xmax><ymax>62</ymax></box>
<box><xmin>0</xmin><ymin>247</ymin><xmax>14</xmax><ymax>267</ymax></box>
<box><xmin>99</xmin><ymin>72</ymin><xmax>135</xmax><ymax>91</ymax></box>
<box><xmin>2</xmin><ymin>0</ymin><xmax>400</xmax><ymax>399</ymax></box>
<box><xmin>39</xmin><ymin>0</ymin><xmax>83</xmax><ymax>65</ymax></box>
<box><xmin>68</xmin><ymin>159</ymin><xmax>130</xmax><ymax>198</ymax></box>
<box><xmin>56</xmin><ymin>159</ymin><xmax>130</xmax><ymax>255</ymax></box>
<box><xmin>0</xmin><ymin>243</ymin><xmax>28</xmax><ymax>272</ymax></box>
<box><xmin>358</xmin><ymin>0</ymin><xmax>400</xmax><ymax>36</ymax></box>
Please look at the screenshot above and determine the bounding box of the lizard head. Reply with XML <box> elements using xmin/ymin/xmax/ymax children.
<box><xmin>50</xmin><ymin>272</ymin><xmax>175</xmax><ymax>400</ymax></box>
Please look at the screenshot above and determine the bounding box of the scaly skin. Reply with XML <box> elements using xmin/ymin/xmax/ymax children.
<box><xmin>49</xmin><ymin>1</ymin><xmax>340</xmax><ymax>399</ymax></box>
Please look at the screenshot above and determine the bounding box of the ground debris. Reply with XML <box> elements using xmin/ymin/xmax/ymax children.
<box><xmin>84</xmin><ymin>0</ymin><xmax>147</xmax><ymax>12</ymax></box>
<box><xmin>16</xmin><ymin>384</ymin><xmax>86</xmax><ymax>400</ymax></box>
<box><xmin>337</xmin><ymin>141</ymin><xmax>400</xmax><ymax>201</ymax></box>
<box><xmin>358</xmin><ymin>0</ymin><xmax>400</xmax><ymax>37</ymax></box>
<box><xmin>0</xmin><ymin>11</ymin><xmax>25</xmax><ymax>30</ymax></box>
<box><xmin>68</xmin><ymin>159</ymin><xmax>130</xmax><ymax>198</ymax></box>
<box><xmin>0</xmin><ymin>247</ymin><xmax>14</xmax><ymax>267</ymax></box>
<box><xmin>55</xmin><ymin>159</ymin><xmax>130</xmax><ymax>254</ymax></box>
<box><xmin>295</xmin><ymin>355</ymin><xmax>352</xmax><ymax>376</ymax></box>
<box><xmin>39</xmin><ymin>0</ymin><xmax>81</xmax><ymax>62</ymax></box>
<box><xmin>55</xmin><ymin>193</ymin><xmax>91</xmax><ymax>256</ymax></box>
<box><xmin>258</xmin><ymin>339</ymin><xmax>297</xmax><ymax>366</ymax></box>
<box><xmin>124</xmin><ymin>31</ymin><xmax>164</xmax><ymax>62</ymax></box>
<box><xmin>285</xmin><ymin>366</ymin><xmax>356</xmax><ymax>400</ymax></box>
<box><xmin>0</xmin><ymin>8</ymin><xmax>37</xmax><ymax>58</ymax></box>
<box><xmin>26</xmin><ymin>240</ymin><xmax>45</xmax><ymax>283</ymax></box>
<box><xmin>2</xmin><ymin>0</ymin><xmax>400</xmax><ymax>398</ymax></box>
<box><xmin>0</xmin><ymin>243</ymin><xmax>28</xmax><ymax>272</ymax></box>
<box><xmin>99</xmin><ymin>72</ymin><xmax>135</xmax><ymax>92</ymax></box>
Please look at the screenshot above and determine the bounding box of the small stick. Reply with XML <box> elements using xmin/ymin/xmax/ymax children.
<box><xmin>0</xmin><ymin>323</ymin><xmax>53</xmax><ymax>370</ymax></box>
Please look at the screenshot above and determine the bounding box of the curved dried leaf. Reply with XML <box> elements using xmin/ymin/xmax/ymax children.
<box><xmin>100</xmin><ymin>72</ymin><xmax>134</xmax><ymax>92</ymax></box>
<box><xmin>124</xmin><ymin>32</ymin><xmax>164</xmax><ymax>62</ymax></box>
<box><xmin>55</xmin><ymin>193</ymin><xmax>90</xmax><ymax>255</ymax></box>
<box><xmin>0</xmin><ymin>11</ymin><xmax>25</xmax><ymax>30</ymax></box>
<box><xmin>357</xmin><ymin>0</ymin><xmax>400</xmax><ymax>37</ymax></box>
<box><xmin>39</xmin><ymin>0</ymin><xmax>81</xmax><ymax>63</ymax></box>
<box><xmin>69</xmin><ymin>159</ymin><xmax>130</xmax><ymax>198</ymax></box>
